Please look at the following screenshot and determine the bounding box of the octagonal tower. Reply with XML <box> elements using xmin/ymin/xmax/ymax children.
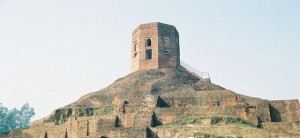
<box><xmin>131</xmin><ymin>22</ymin><xmax>180</xmax><ymax>72</ymax></box>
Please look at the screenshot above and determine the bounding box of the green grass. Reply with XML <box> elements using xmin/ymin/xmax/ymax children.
<box><xmin>95</xmin><ymin>106</ymin><xmax>116</xmax><ymax>115</ymax></box>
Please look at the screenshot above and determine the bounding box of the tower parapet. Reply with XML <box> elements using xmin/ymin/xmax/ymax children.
<box><xmin>131</xmin><ymin>22</ymin><xmax>180</xmax><ymax>72</ymax></box>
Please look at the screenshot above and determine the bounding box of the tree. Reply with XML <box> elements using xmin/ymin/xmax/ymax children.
<box><xmin>0</xmin><ymin>103</ymin><xmax>35</xmax><ymax>134</ymax></box>
<box><xmin>0</xmin><ymin>103</ymin><xmax>9</xmax><ymax>134</ymax></box>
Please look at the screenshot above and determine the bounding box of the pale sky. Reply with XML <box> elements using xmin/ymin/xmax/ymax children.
<box><xmin>0</xmin><ymin>0</ymin><xmax>299</xmax><ymax>120</ymax></box>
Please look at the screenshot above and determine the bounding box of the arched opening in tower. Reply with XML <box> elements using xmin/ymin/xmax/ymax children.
<box><xmin>134</xmin><ymin>43</ymin><xmax>137</xmax><ymax>52</ymax></box>
<box><xmin>146</xmin><ymin>38</ymin><xmax>151</xmax><ymax>46</ymax></box>
<box><xmin>133</xmin><ymin>42</ymin><xmax>137</xmax><ymax>57</ymax></box>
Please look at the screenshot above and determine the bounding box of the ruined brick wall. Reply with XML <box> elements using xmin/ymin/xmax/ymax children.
<box><xmin>269</xmin><ymin>100</ymin><xmax>300</xmax><ymax>122</ymax></box>
<box><xmin>154</xmin><ymin>106</ymin><xmax>258</xmax><ymax>126</ymax></box>
<box><xmin>131</xmin><ymin>22</ymin><xmax>180</xmax><ymax>72</ymax></box>
<box><xmin>2</xmin><ymin>68</ymin><xmax>300</xmax><ymax>138</ymax></box>
<box><xmin>17</xmin><ymin>110</ymin><xmax>152</xmax><ymax>138</ymax></box>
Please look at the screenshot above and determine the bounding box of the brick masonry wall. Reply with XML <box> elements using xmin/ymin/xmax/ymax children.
<box><xmin>269</xmin><ymin>99</ymin><xmax>300</xmax><ymax>122</ymax></box>
<box><xmin>157</xmin><ymin>23</ymin><xmax>180</xmax><ymax>69</ymax></box>
<box><xmin>131</xmin><ymin>22</ymin><xmax>179</xmax><ymax>72</ymax></box>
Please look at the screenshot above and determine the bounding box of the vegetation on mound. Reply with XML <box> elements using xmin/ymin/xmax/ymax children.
<box><xmin>210</xmin><ymin>116</ymin><xmax>251</xmax><ymax>126</ymax></box>
<box><xmin>94</xmin><ymin>106</ymin><xmax>115</xmax><ymax>115</ymax></box>
<box><xmin>45</xmin><ymin>106</ymin><xmax>116</xmax><ymax>124</ymax></box>
<box><xmin>178</xmin><ymin>115</ymin><xmax>255</xmax><ymax>127</ymax></box>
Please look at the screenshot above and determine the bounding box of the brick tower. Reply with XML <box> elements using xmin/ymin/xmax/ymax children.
<box><xmin>131</xmin><ymin>22</ymin><xmax>180</xmax><ymax>72</ymax></box>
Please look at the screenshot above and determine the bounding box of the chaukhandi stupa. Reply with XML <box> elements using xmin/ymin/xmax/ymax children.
<box><xmin>4</xmin><ymin>22</ymin><xmax>300</xmax><ymax>138</ymax></box>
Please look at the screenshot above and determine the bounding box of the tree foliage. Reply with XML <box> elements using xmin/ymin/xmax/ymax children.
<box><xmin>0</xmin><ymin>103</ymin><xmax>35</xmax><ymax>134</ymax></box>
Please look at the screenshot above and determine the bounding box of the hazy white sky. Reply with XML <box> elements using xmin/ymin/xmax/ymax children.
<box><xmin>0</xmin><ymin>0</ymin><xmax>299</xmax><ymax>120</ymax></box>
